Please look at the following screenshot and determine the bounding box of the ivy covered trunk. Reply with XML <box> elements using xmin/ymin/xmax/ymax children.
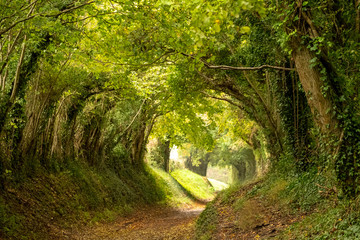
<box><xmin>292</xmin><ymin>41</ymin><xmax>340</xmax><ymax>138</ymax></box>
<box><xmin>286</xmin><ymin>2</ymin><xmax>360</xmax><ymax>196</ymax></box>
<box><xmin>163</xmin><ymin>140</ymin><xmax>171</xmax><ymax>173</ymax></box>
<box><xmin>131</xmin><ymin>122</ymin><xmax>147</xmax><ymax>166</ymax></box>
<box><xmin>292</xmin><ymin>44</ymin><xmax>360</xmax><ymax>196</ymax></box>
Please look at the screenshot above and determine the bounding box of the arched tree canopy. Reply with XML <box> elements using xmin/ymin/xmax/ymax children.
<box><xmin>0</xmin><ymin>0</ymin><xmax>359</xmax><ymax>196</ymax></box>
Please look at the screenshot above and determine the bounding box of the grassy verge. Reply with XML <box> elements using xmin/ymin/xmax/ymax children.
<box><xmin>148</xmin><ymin>166</ymin><xmax>192</xmax><ymax>207</ymax></box>
<box><xmin>171</xmin><ymin>169</ymin><xmax>215</xmax><ymax>202</ymax></box>
<box><xmin>195</xmin><ymin>202</ymin><xmax>218</xmax><ymax>240</ymax></box>
<box><xmin>208</xmin><ymin>178</ymin><xmax>229</xmax><ymax>192</ymax></box>
<box><xmin>195</xmin><ymin>168</ymin><xmax>360</xmax><ymax>239</ymax></box>
<box><xmin>0</xmin><ymin>162</ymin><xmax>188</xmax><ymax>239</ymax></box>
<box><xmin>276</xmin><ymin>199</ymin><xmax>360</xmax><ymax>239</ymax></box>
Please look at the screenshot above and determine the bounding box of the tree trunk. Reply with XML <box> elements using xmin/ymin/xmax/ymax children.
<box><xmin>163</xmin><ymin>140</ymin><xmax>170</xmax><ymax>173</ymax></box>
<box><xmin>233</xmin><ymin>162</ymin><xmax>246</xmax><ymax>182</ymax></box>
<box><xmin>185</xmin><ymin>153</ymin><xmax>210</xmax><ymax>177</ymax></box>
<box><xmin>131</xmin><ymin>122</ymin><xmax>146</xmax><ymax>166</ymax></box>
<box><xmin>246</xmin><ymin>155</ymin><xmax>257</xmax><ymax>180</ymax></box>
<box><xmin>287</xmin><ymin>10</ymin><xmax>360</xmax><ymax>196</ymax></box>
<box><xmin>292</xmin><ymin>41</ymin><xmax>340</xmax><ymax>138</ymax></box>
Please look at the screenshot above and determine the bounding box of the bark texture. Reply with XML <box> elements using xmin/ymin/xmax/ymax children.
<box><xmin>292</xmin><ymin>42</ymin><xmax>339</xmax><ymax>137</ymax></box>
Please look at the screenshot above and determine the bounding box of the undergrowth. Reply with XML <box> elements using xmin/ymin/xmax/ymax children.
<box><xmin>0</xmin><ymin>162</ymin><xmax>176</xmax><ymax>239</ymax></box>
<box><xmin>195</xmin><ymin>156</ymin><xmax>351</xmax><ymax>239</ymax></box>
<box><xmin>195</xmin><ymin>202</ymin><xmax>218</xmax><ymax>240</ymax></box>
<box><xmin>277</xmin><ymin>199</ymin><xmax>360</xmax><ymax>239</ymax></box>
<box><xmin>0</xmin><ymin>197</ymin><xmax>24</xmax><ymax>239</ymax></box>
<box><xmin>254</xmin><ymin>156</ymin><xmax>360</xmax><ymax>239</ymax></box>
<box><xmin>254</xmin><ymin>169</ymin><xmax>328</xmax><ymax>212</ymax></box>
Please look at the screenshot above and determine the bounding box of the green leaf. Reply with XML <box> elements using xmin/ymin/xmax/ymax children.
<box><xmin>214</xmin><ymin>23</ymin><xmax>221</xmax><ymax>33</ymax></box>
<box><xmin>240</xmin><ymin>26</ymin><xmax>251</xmax><ymax>34</ymax></box>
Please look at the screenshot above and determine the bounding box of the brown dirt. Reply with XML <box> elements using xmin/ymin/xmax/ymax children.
<box><xmin>69</xmin><ymin>203</ymin><xmax>205</xmax><ymax>240</ymax></box>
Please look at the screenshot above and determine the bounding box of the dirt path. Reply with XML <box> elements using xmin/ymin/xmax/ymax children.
<box><xmin>72</xmin><ymin>203</ymin><xmax>205</xmax><ymax>240</ymax></box>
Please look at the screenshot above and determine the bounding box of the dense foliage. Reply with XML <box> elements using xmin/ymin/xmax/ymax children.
<box><xmin>0</xmin><ymin>0</ymin><xmax>360</xmax><ymax>238</ymax></box>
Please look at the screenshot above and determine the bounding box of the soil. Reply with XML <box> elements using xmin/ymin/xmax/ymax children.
<box><xmin>70</xmin><ymin>203</ymin><xmax>205</xmax><ymax>240</ymax></box>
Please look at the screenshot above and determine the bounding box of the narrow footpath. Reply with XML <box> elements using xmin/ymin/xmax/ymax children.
<box><xmin>72</xmin><ymin>203</ymin><xmax>205</xmax><ymax>240</ymax></box>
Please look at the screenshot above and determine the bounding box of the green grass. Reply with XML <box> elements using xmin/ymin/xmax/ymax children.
<box><xmin>276</xmin><ymin>201</ymin><xmax>360</xmax><ymax>240</ymax></box>
<box><xmin>171</xmin><ymin>169</ymin><xmax>215</xmax><ymax>202</ymax></box>
<box><xmin>216</xmin><ymin>182</ymin><xmax>246</xmax><ymax>204</ymax></box>
<box><xmin>148</xmin><ymin>166</ymin><xmax>192</xmax><ymax>207</ymax></box>
<box><xmin>208</xmin><ymin>178</ymin><xmax>229</xmax><ymax>192</ymax></box>
<box><xmin>194</xmin><ymin>155</ymin><xmax>360</xmax><ymax>240</ymax></box>
<box><xmin>0</xmin><ymin>163</ymin><xmax>201</xmax><ymax>239</ymax></box>
<box><xmin>195</xmin><ymin>202</ymin><xmax>218</xmax><ymax>240</ymax></box>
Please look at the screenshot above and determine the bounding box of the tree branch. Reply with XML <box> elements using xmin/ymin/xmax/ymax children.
<box><xmin>181</xmin><ymin>53</ymin><xmax>296</xmax><ymax>71</ymax></box>
<box><xmin>121</xmin><ymin>99</ymin><xmax>146</xmax><ymax>136</ymax></box>
<box><xmin>201</xmin><ymin>91</ymin><xmax>244</xmax><ymax>110</ymax></box>
<box><xmin>43</xmin><ymin>1</ymin><xmax>95</xmax><ymax>18</ymax></box>
<box><xmin>0</xmin><ymin>29</ymin><xmax>22</xmax><ymax>76</ymax></box>
<box><xmin>0</xmin><ymin>1</ymin><xmax>37</xmax><ymax>24</ymax></box>
<box><xmin>10</xmin><ymin>35</ymin><xmax>27</xmax><ymax>102</ymax></box>
<box><xmin>301</xmin><ymin>11</ymin><xmax>320</xmax><ymax>38</ymax></box>
<box><xmin>92</xmin><ymin>50</ymin><xmax>175</xmax><ymax>68</ymax></box>
<box><xmin>0</xmin><ymin>1</ymin><xmax>94</xmax><ymax>38</ymax></box>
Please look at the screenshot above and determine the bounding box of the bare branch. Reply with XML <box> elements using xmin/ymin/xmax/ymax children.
<box><xmin>181</xmin><ymin>53</ymin><xmax>296</xmax><ymax>71</ymax></box>
<box><xmin>201</xmin><ymin>91</ymin><xmax>244</xmax><ymax>110</ymax></box>
<box><xmin>42</xmin><ymin>1</ymin><xmax>95</xmax><ymax>18</ymax></box>
<box><xmin>121</xmin><ymin>99</ymin><xmax>146</xmax><ymax>136</ymax></box>
<box><xmin>0</xmin><ymin>29</ymin><xmax>22</xmax><ymax>76</ymax></box>
<box><xmin>301</xmin><ymin>11</ymin><xmax>320</xmax><ymax>38</ymax></box>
